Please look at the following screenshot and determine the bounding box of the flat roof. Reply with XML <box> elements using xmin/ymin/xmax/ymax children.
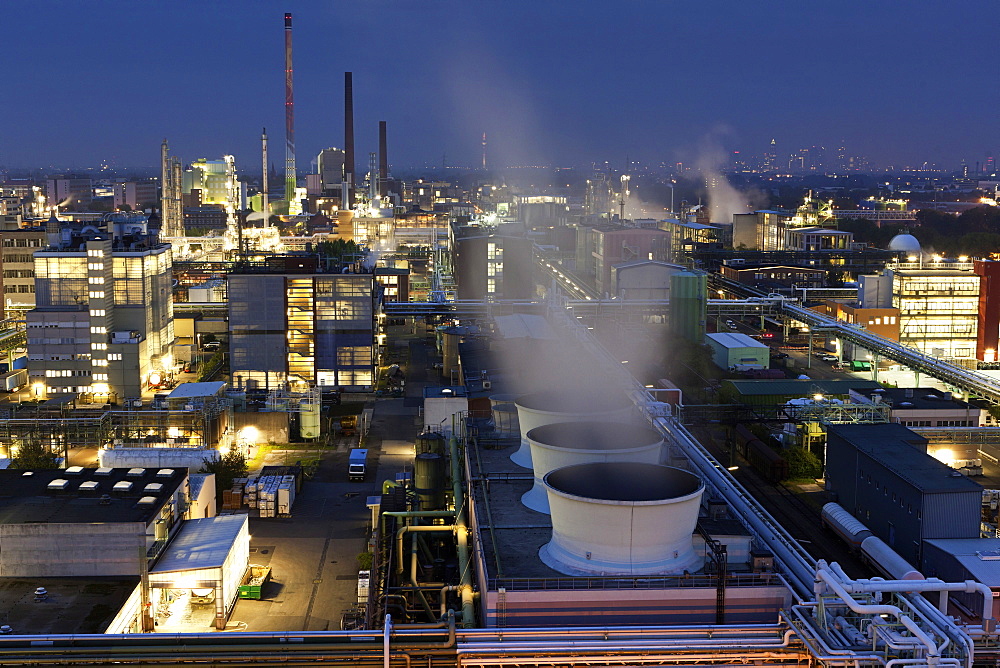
<box><xmin>706</xmin><ymin>332</ymin><xmax>769</xmax><ymax>349</ymax></box>
<box><xmin>879</xmin><ymin>387</ymin><xmax>975</xmax><ymax>411</ymax></box>
<box><xmin>151</xmin><ymin>515</ymin><xmax>248</xmax><ymax>574</ymax></box>
<box><xmin>0</xmin><ymin>468</ymin><xmax>187</xmax><ymax>524</ymax></box>
<box><xmin>723</xmin><ymin>379</ymin><xmax>882</xmax><ymax>397</ymax></box>
<box><xmin>827</xmin><ymin>423</ymin><xmax>981</xmax><ymax>494</ymax></box>
<box><xmin>167</xmin><ymin>381</ymin><xmax>226</xmax><ymax>400</ymax></box>
<box><xmin>0</xmin><ymin>577</ymin><xmax>137</xmax><ymax>634</ymax></box>
<box><xmin>923</xmin><ymin>538</ymin><xmax>1000</xmax><ymax>586</ymax></box>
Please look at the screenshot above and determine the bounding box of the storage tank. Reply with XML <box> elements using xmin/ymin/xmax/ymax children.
<box><xmin>522</xmin><ymin>421</ymin><xmax>663</xmax><ymax>514</ymax></box>
<box><xmin>540</xmin><ymin>462</ymin><xmax>704</xmax><ymax>575</ymax></box>
<box><xmin>670</xmin><ymin>271</ymin><xmax>707</xmax><ymax>343</ymax></box>
<box><xmin>414</xmin><ymin>452</ymin><xmax>446</xmax><ymax>510</ymax></box>
<box><xmin>415</xmin><ymin>430</ymin><xmax>445</xmax><ymax>456</ymax></box>
<box><xmin>299</xmin><ymin>398</ymin><xmax>321</xmax><ymax>439</ymax></box>
<box><xmin>510</xmin><ymin>390</ymin><xmax>633</xmax><ymax>468</ymax></box>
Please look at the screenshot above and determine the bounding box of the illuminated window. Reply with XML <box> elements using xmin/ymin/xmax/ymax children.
<box><xmin>92</xmin><ymin>342</ymin><xmax>106</xmax><ymax>350</ymax></box>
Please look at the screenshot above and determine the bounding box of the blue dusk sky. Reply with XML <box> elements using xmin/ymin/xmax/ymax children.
<box><xmin>3</xmin><ymin>0</ymin><xmax>997</xmax><ymax>172</ymax></box>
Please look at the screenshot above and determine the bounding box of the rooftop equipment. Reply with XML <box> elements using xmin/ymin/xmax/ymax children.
<box><xmin>522</xmin><ymin>421</ymin><xmax>663</xmax><ymax>514</ymax></box>
<box><xmin>540</xmin><ymin>462</ymin><xmax>704</xmax><ymax>576</ymax></box>
<box><xmin>510</xmin><ymin>390</ymin><xmax>633</xmax><ymax>468</ymax></box>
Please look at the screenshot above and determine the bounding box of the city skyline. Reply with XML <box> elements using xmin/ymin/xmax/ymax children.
<box><xmin>3</xmin><ymin>1</ymin><xmax>998</xmax><ymax>172</ymax></box>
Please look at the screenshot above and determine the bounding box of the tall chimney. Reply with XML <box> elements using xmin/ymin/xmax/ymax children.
<box><xmin>344</xmin><ymin>71</ymin><xmax>355</xmax><ymax>209</ymax></box>
<box><xmin>261</xmin><ymin>128</ymin><xmax>269</xmax><ymax>228</ymax></box>
<box><xmin>160</xmin><ymin>139</ymin><xmax>172</xmax><ymax>235</ymax></box>
<box><xmin>284</xmin><ymin>13</ymin><xmax>296</xmax><ymax>207</ymax></box>
<box><xmin>378</xmin><ymin>121</ymin><xmax>388</xmax><ymax>198</ymax></box>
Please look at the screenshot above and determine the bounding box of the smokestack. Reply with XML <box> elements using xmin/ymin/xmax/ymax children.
<box><xmin>344</xmin><ymin>71</ymin><xmax>355</xmax><ymax>209</ymax></box>
<box><xmin>378</xmin><ymin>121</ymin><xmax>388</xmax><ymax>198</ymax></box>
<box><xmin>482</xmin><ymin>132</ymin><xmax>487</xmax><ymax>171</ymax></box>
<box><xmin>160</xmin><ymin>139</ymin><xmax>171</xmax><ymax>235</ymax></box>
<box><xmin>284</xmin><ymin>13</ymin><xmax>296</xmax><ymax>207</ymax></box>
<box><xmin>261</xmin><ymin>128</ymin><xmax>269</xmax><ymax>228</ymax></box>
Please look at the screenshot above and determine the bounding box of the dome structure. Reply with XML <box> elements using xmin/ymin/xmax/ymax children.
<box><xmin>888</xmin><ymin>233</ymin><xmax>921</xmax><ymax>253</ymax></box>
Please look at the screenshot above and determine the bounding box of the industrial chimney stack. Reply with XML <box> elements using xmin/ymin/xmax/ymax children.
<box><xmin>284</xmin><ymin>13</ymin><xmax>296</xmax><ymax>207</ymax></box>
<box><xmin>344</xmin><ymin>72</ymin><xmax>355</xmax><ymax>209</ymax></box>
<box><xmin>378</xmin><ymin>121</ymin><xmax>388</xmax><ymax>199</ymax></box>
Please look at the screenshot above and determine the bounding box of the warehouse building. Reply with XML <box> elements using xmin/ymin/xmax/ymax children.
<box><xmin>825</xmin><ymin>423</ymin><xmax>983</xmax><ymax>567</ymax></box>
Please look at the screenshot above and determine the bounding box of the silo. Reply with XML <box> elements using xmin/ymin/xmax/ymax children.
<box><xmin>510</xmin><ymin>390</ymin><xmax>633</xmax><ymax>468</ymax></box>
<box><xmin>415</xmin><ymin>430</ymin><xmax>445</xmax><ymax>456</ymax></box>
<box><xmin>540</xmin><ymin>462</ymin><xmax>704</xmax><ymax>575</ymax></box>
<box><xmin>522</xmin><ymin>421</ymin><xmax>663</xmax><ymax>514</ymax></box>
<box><xmin>299</xmin><ymin>398</ymin><xmax>321</xmax><ymax>439</ymax></box>
<box><xmin>414</xmin><ymin>452</ymin><xmax>446</xmax><ymax>510</ymax></box>
<box><xmin>669</xmin><ymin>271</ymin><xmax>707</xmax><ymax>343</ymax></box>
<box><xmin>440</xmin><ymin>326</ymin><xmax>465</xmax><ymax>381</ymax></box>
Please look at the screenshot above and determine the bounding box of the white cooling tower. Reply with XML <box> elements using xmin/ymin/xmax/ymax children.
<box><xmin>521</xmin><ymin>421</ymin><xmax>663</xmax><ymax>514</ymax></box>
<box><xmin>489</xmin><ymin>393</ymin><xmax>518</xmax><ymax>407</ymax></box>
<box><xmin>540</xmin><ymin>462</ymin><xmax>704</xmax><ymax>576</ymax></box>
<box><xmin>510</xmin><ymin>391</ymin><xmax>633</xmax><ymax>468</ymax></box>
<box><xmin>491</xmin><ymin>403</ymin><xmax>520</xmax><ymax>438</ymax></box>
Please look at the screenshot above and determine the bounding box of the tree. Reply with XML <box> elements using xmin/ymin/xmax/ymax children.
<box><xmin>201</xmin><ymin>448</ymin><xmax>248</xmax><ymax>500</ymax></box>
<box><xmin>11</xmin><ymin>439</ymin><xmax>59</xmax><ymax>469</ymax></box>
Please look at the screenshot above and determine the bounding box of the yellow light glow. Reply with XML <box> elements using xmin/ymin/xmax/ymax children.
<box><xmin>167</xmin><ymin>427</ymin><xmax>180</xmax><ymax>439</ymax></box>
<box><xmin>813</xmin><ymin>394</ymin><xmax>824</xmax><ymax>402</ymax></box>
<box><xmin>92</xmin><ymin>383</ymin><xmax>110</xmax><ymax>395</ymax></box>
<box><xmin>933</xmin><ymin>448</ymin><xmax>955</xmax><ymax>467</ymax></box>
<box><xmin>238</xmin><ymin>426</ymin><xmax>260</xmax><ymax>444</ymax></box>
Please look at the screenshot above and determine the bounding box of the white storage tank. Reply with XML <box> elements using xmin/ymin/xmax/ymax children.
<box><xmin>522</xmin><ymin>421</ymin><xmax>663</xmax><ymax>514</ymax></box>
<box><xmin>510</xmin><ymin>390</ymin><xmax>633</xmax><ymax>468</ymax></box>
<box><xmin>540</xmin><ymin>462</ymin><xmax>704</xmax><ymax>576</ymax></box>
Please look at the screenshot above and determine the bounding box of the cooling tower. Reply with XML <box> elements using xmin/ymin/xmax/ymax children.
<box><xmin>491</xmin><ymin>403</ymin><xmax>519</xmax><ymax>438</ymax></box>
<box><xmin>540</xmin><ymin>462</ymin><xmax>704</xmax><ymax>576</ymax></box>
<box><xmin>510</xmin><ymin>391</ymin><xmax>633</xmax><ymax>468</ymax></box>
<box><xmin>489</xmin><ymin>393</ymin><xmax>518</xmax><ymax>408</ymax></box>
<box><xmin>521</xmin><ymin>421</ymin><xmax>663</xmax><ymax>514</ymax></box>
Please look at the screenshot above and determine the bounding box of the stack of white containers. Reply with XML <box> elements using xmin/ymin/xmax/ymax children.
<box><xmin>245</xmin><ymin>474</ymin><xmax>259</xmax><ymax>509</ymax></box>
<box><xmin>245</xmin><ymin>474</ymin><xmax>297</xmax><ymax>518</ymax></box>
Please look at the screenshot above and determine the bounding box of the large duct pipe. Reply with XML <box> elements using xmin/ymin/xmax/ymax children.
<box><xmin>284</xmin><ymin>13</ymin><xmax>296</xmax><ymax>206</ymax></box>
<box><xmin>344</xmin><ymin>71</ymin><xmax>355</xmax><ymax>209</ymax></box>
<box><xmin>379</xmin><ymin>120</ymin><xmax>388</xmax><ymax>198</ymax></box>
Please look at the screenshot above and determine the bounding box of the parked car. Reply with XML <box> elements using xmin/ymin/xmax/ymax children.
<box><xmin>203</xmin><ymin>341</ymin><xmax>221</xmax><ymax>351</ymax></box>
<box><xmin>817</xmin><ymin>353</ymin><xmax>838</xmax><ymax>363</ymax></box>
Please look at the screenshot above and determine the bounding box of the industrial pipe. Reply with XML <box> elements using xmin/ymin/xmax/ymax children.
<box><xmin>449</xmin><ymin>436</ymin><xmax>476</xmax><ymax>628</ymax></box>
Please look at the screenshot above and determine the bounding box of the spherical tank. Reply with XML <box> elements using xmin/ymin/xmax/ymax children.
<box><xmin>414</xmin><ymin>452</ymin><xmax>446</xmax><ymax>510</ymax></box>
<box><xmin>299</xmin><ymin>398</ymin><xmax>321</xmax><ymax>439</ymax></box>
<box><xmin>540</xmin><ymin>462</ymin><xmax>704</xmax><ymax>576</ymax></box>
<box><xmin>522</xmin><ymin>421</ymin><xmax>663</xmax><ymax>514</ymax></box>
<box><xmin>510</xmin><ymin>390</ymin><xmax>633</xmax><ymax>468</ymax></box>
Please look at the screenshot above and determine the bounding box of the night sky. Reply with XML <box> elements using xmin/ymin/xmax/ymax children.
<box><xmin>4</xmin><ymin>1</ymin><xmax>998</xmax><ymax>172</ymax></box>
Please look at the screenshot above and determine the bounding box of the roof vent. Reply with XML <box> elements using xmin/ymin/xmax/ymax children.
<box><xmin>899</xmin><ymin>401</ymin><xmax>914</xmax><ymax>407</ymax></box>
<box><xmin>113</xmin><ymin>481</ymin><xmax>133</xmax><ymax>493</ymax></box>
<box><xmin>94</xmin><ymin>467</ymin><xmax>113</xmax><ymax>476</ymax></box>
<box><xmin>924</xmin><ymin>394</ymin><xmax>938</xmax><ymax>401</ymax></box>
<box><xmin>99</xmin><ymin>494</ymin><xmax>112</xmax><ymax>505</ymax></box>
<box><xmin>47</xmin><ymin>479</ymin><xmax>69</xmax><ymax>491</ymax></box>
<box><xmin>79</xmin><ymin>481</ymin><xmax>99</xmax><ymax>492</ymax></box>
<box><xmin>137</xmin><ymin>496</ymin><xmax>157</xmax><ymax>505</ymax></box>
<box><xmin>65</xmin><ymin>466</ymin><xmax>84</xmax><ymax>476</ymax></box>
<box><xmin>156</xmin><ymin>469</ymin><xmax>175</xmax><ymax>478</ymax></box>
<box><xmin>21</xmin><ymin>471</ymin><xmax>33</xmax><ymax>477</ymax></box>
<box><xmin>126</xmin><ymin>468</ymin><xmax>145</xmax><ymax>478</ymax></box>
<box><xmin>143</xmin><ymin>483</ymin><xmax>163</xmax><ymax>494</ymax></box>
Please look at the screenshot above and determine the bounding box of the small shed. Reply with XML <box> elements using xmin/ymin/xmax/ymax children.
<box><xmin>705</xmin><ymin>332</ymin><xmax>769</xmax><ymax>371</ymax></box>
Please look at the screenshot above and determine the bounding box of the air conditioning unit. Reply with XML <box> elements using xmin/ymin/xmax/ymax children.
<box><xmin>482</xmin><ymin>380</ymin><xmax>492</xmax><ymax>390</ymax></box>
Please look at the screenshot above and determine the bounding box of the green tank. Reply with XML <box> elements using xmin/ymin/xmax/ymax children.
<box><xmin>670</xmin><ymin>271</ymin><xmax>707</xmax><ymax>343</ymax></box>
<box><xmin>414</xmin><ymin>452</ymin><xmax>446</xmax><ymax>510</ymax></box>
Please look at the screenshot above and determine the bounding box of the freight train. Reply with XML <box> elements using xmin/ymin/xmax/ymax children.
<box><xmin>733</xmin><ymin>424</ymin><xmax>789</xmax><ymax>483</ymax></box>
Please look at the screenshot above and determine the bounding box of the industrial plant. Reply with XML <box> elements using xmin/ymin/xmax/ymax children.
<box><xmin>5</xmin><ymin>7</ymin><xmax>1000</xmax><ymax>668</ymax></box>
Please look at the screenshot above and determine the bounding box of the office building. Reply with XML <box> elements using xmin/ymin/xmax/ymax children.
<box><xmin>0</xmin><ymin>217</ymin><xmax>45</xmax><ymax>314</ymax></box>
<box><xmin>27</xmin><ymin>226</ymin><xmax>175</xmax><ymax>401</ymax></box>
<box><xmin>228</xmin><ymin>256</ymin><xmax>377</xmax><ymax>390</ymax></box>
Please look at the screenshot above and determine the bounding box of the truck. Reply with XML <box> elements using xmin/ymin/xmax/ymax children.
<box><xmin>349</xmin><ymin>449</ymin><xmax>368</xmax><ymax>481</ymax></box>
<box><xmin>238</xmin><ymin>565</ymin><xmax>272</xmax><ymax>600</ymax></box>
